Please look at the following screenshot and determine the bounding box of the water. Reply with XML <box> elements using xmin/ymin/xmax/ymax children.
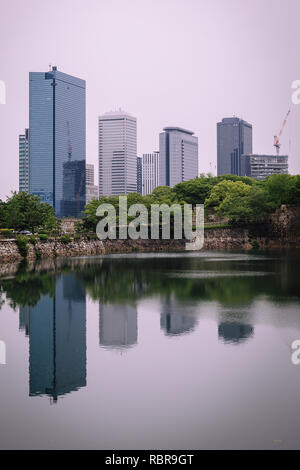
<box><xmin>0</xmin><ymin>250</ymin><xmax>300</xmax><ymax>450</ymax></box>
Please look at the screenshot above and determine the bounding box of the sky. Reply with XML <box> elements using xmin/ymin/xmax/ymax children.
<box><xmin>0</xmin><ymin>0</ymin><xmax>300</xmax><ymax>200</ymax></box>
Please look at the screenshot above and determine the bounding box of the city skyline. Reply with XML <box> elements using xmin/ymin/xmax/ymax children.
<box><xmin>1</xmin><ymin>0</ymin><xmax>300</xmax><ymax>201</ymax></box>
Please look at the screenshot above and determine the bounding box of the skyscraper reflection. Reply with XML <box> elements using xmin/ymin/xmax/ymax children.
<box><xmin>99</xmin><ymin>303</ymin><xmax>137</xmax><ymax>349</ymax></box>
<box><xmin>218</xmin><ymin>321</ymin><xmax>254</xmax><ymax>345</ymax></box>
<box><xmin>160</xmin><ymin>295</ymin><xmax>197</xmax><ymax>336</ymax></box>
<box><xmin>19</xmin><ymin>273</ymin><xmax>86</xmax><ymax>401</ymax></box>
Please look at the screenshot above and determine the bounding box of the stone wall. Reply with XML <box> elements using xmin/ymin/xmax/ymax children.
<box><xmin>0</xmin><ymin>205</ymin><xmax>299</xmax><ymax>264</ymax></box>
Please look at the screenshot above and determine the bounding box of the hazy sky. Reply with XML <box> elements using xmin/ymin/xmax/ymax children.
<box><xmin>0</xmin><ymin>0</ymin><xmax>300</xmax><ymax>200</ymax></box>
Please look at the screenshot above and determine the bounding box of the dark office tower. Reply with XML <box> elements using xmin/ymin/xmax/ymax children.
<box><xmin>62</xmin><ymin>159</ymin><xmax>86</xmax><ymax>217</ymax></box>
<box><xmin>19</xmin><ymin>128</ymin><xmax>30</xmax><ymax>193</ymax></box>
<box><xmin>24</xmin><ymin>273</ymin><xmax>86</xmax><ymax>401</ymax></box>
<box><xmin>217</xmin><ymin>117</ymin><xmax>252</xmax><ymax>176</ymax></box>
<box><xmin>29</xmin><ymin>66</ymin><xmax>86</xmax><ymax>217</ymax></box>
<box><xmin>159</xmin><ymin>127</ymin><xmax>198</xmax><ymax>187</ymax></box>
<box><xmin>137</xmin><ymin>156</ymin><xmax>142</xmax><ymax>194</ymax></box>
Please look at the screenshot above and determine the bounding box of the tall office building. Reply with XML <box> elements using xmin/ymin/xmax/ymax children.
<box><xmin>241</xmin><ymin>154</ymin><xmax>288</xmax><ymax>180</ymax></box>
<box><xmin>19</xmin><ymin>128</ymin><xmax>30</xmax><ymax>193</ymax></box>
<box><xmin>159</xmin><ymin>127</ymin><xmax>198</xmax><ymax>187</ymax></box>
<box><xmin>86</xmin><ymin>163</ymin><xmax>99</xmax><ymax>203</ymax></box>
<box><xmin>137</xmin><ymin>156</ymin><xmax>142</xmax><ymax>194</ymax></box>
<box><xmin>29</xmin><ymin>66</ymin><xmax>86</xmax><ymax>217</ymax></box>
<box><xmin>142</xmin><ymin>151</ymin><xmax>159</xmax><ymax>195</ymax></box>
<box><xmin>217</xmin><ymin>117</ymin><xmax>252</xmax><ymax>176</ymax></box>
<box><xmin>98</xmin><ymin>110</ymin><xmax>137</xmax><ymax>196</ymax></box>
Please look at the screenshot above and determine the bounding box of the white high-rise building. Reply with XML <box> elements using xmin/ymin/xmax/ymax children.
<box><xmin>142</xmin><ymin>151</ymin><xmax>159</xmax><ymax>195</ymax></box>
<box><xmin>98</xmin><ymin>110</ymin><xmax>137</xmax><ymax>196</ymax></box>
<box><xmin>86</xmin><ymin>163</ymin><xmax>99</xmax><ymax>203</ymax></box>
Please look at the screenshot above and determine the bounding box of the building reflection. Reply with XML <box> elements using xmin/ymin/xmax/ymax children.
<box><xmin>19</xmin><ymin>273</ymin><xmax>86</xmax><ymax>402</ymax></box>
<box><xmin>160</xmin><ymin>295</ymin><xmax>197</xmax><ymax>336</ymax></box>
<box><xmin>218</xmin><ymin>321</ymin><xmax>254</xmax><ymax>345</ymax></box>
<box><xmin>99</xmin><ymin>303</ymin><xmax>137</xmax><ymax>349</ymax></box>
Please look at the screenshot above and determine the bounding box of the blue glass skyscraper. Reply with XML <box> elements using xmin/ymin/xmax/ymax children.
<box><xmin>29</xmin><ymin>66</ymin><xmax>86</xmax><ymax>217</ymax></box>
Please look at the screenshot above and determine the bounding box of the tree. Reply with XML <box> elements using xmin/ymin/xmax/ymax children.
<box><xmin>173</xmin><ymin>178</ymin><xmax>214</xmax><ymax>205</ymax></box>
<box><xmin>3</xmin><ymin>192</ymin><xmax>57</xmax><ymax>232</ymax></box>
<box><xmin>204</xmin><ymin>180</ymin><xmax>274</xmax><ymax>223</ymax></box>
<box><xmin>205</xmin><ymin>180</ymin><xmax>251</xmax><ymax>210</ymax></box>
<box><xmin>264</xmin><ymin>174</ymin><xmax>300</xmax><ymax>206</ymax></box>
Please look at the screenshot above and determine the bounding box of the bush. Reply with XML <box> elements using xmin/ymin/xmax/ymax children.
<box><xmin>39</xmin><ymin>234</ymin><xmax>49</xmax><ymax>241</ymax></box>
<box><xmin>16</xmin><ymin>235</ymin><xmax>29</xmax><ymax>258</ymax></box>
<box><xmin>73</xmin><ymin>234</ymin><xmax>81</xmax><ymax>240</ymax></box>
<box><xmin>0</xmin><ymin>229</ymin><xmax>14</xmax><ymax>238</ymax></box>
<box><xmin>61</xmin><ymin>234</ymin><xmax>71</xmax><ymax>244</ymax></box>
<box><xmin>204</xmin><ymin>223</ymin><xmax>230</xmax><ymax>230</ymax></box>
<box><xmin>29</xmin><ymin>235</ymin><xmax>37</xmax><ymax>244</ymax></box>
<box><xmin>86</xmin><ymin>232</ymin><xmax>98</xmax><ymax>240</ymax></box>
<box><xmin>251</xmin><ymin>239</ymin><xmax>260</xmax><ymax>250</ymax></box>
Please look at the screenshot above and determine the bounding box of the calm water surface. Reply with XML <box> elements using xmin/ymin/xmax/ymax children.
<box><xmin>0</xmin><ymin>250</ymin><xmax>300</xmax><ymax>449</ymax></box>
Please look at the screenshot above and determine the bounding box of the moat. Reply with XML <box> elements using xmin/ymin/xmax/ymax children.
<box><xmin>0</xmin><ymin>250</ymin><xmax>300</xmax><ymax>449</ymax></box>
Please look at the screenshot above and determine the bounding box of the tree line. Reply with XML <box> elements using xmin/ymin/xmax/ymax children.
<box><xmin>82</xmin><ymin>173</ymin><xmax>300</xmax><ymax>229</ymax></box>
<box><xmin>0</xmin><ymin>173</ymin><xmax>299</xmax><ymax>233</ymax></box>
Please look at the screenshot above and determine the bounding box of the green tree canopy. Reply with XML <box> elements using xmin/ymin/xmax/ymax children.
<box><xmin>1</xmin><ymin>192</ymin><xmax>57</xmax><ymax>232</ymax></box>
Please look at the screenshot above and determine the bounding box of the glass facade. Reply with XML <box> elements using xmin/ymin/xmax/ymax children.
<box><xmin>217</xmin><ymin>117</ymin><xmax>253</xmax><ymax>176</ymax></box>
<box><xmin>29</xmin><ymin>67</ymin><xmax>86</xmax><ymax>217</ymax></box>
<box><xmin>159</xmin><ymin>127</ymin><xmax>198</xmax><ymax>187</ymax></box>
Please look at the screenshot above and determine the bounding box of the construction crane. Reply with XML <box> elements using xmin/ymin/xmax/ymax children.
<box><xmin>274</xmin><ymin>109</ymin><xmax>291</xmax><ymax>156</ymax></box>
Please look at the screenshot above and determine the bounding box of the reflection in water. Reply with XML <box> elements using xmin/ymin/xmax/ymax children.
<box><xmin>160</xmin><ymin>294</ymin><xmax>197</xmax><ymax>336</ymax></box>
<box><xmin>19</xmin><ymin>273</ymin><xmax>86</xmax><ymax>402</ymax></box>
<box><xmin>1</xmin><ymin>250</ymin><xmax>300</xmax><ymax>404</ymax></box>
<box><xmin>218</xmin><ymin>322</ymin><xmax>254</xmax><ymax>344</ymax></box>
<box><xmin>1</xmin><ymin>251</ymin><xmax>300</xmax><ymax>448</ymax></box>
<box><xmin>99</xmin><ymin>303</ymin><xmax>138</xmax><ymax>349</ymax></box>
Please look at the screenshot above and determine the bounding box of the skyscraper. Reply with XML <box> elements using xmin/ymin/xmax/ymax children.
<box><xmin>142</xmin><ymin>151</ymin><xmax>159</xmax><ymax>195</ymax></box>
<box><xmin>86</xmin><ymin>163</ymin><xmax>99</xmax><ymax>203</ymax></box>
<box><xmin>137</xmin><ymin>156</ymin><xmax>142</xmax><ymax>194</ymax></box>
<box><xmin>29</xmin><ymin>66</ymin><xmax>86</xmax><ymax>217</ymax></box>
<box><xmin>98</xmin><ymin>110</ymin><xmax>137</xmax><ymax>196</ymax></box>
<box><xmin>159</xmin><ymin>127</ymin><xmax>198</xmax><ymax>187</ymax></box>
<box><xmin>19</xmin><ymin>128</ymin><xmax>30</xmax><ymax>193</ymax></box>
<box><xmin>217</xmin><ymin>117</ymin><xmax>252</xmax><ymax>176</ymax></box>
